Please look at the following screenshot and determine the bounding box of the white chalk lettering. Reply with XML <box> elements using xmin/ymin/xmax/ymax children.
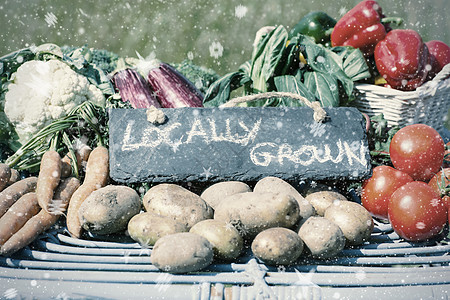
<box><xmin>249</xmin><ymin>142</ymin><xmax>277</xmax><ymax>167</ymax></box>
<box><xmin>293</xmin><ymin>145</ymin><xmax>316</xmax><ymax>166</ymax></box>
<box><xmin>250</xmin><ymin>140</ymin><xmax>366</xmax><ymax>167</ymax></box>
<box><xmin>121</xmin><ymin>121</ymin><xmax>181</xmax><ymax>151</ymax></box>
<box><xmin>121</xmin><ymin>118</ymin><xmax>262</xmax><ymax>150</ymax></box>
<box><xmin>185</xmin><ymin>119</ymin><xmax>209</xmax><ymax>144</ymax></box>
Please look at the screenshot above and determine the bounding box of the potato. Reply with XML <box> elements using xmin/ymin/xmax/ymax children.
<box><xmin>298</xmin><ymin>216</ymin><xmax>345</xmax><ymax>259</ymax></box>
<box><xmin>127</xmin><ymin>212</ymin><xmax>188</xmax><ymax>246</ymax></box>
<box><xmin>143</xmin><ymin>184</ymin><xmax>213</xmax><ymax>230</ymax></box>
<box><xmin>214</xmin><ymin>192</ymin><xmax>300</xmax><ymax>239</ymax></box>
<box><xmin>200</xmin><ymin>181</ymin><xmax>251</xmax><ymax>209</ymax></box>
<box><xmin>305</xmin><ymin>191</ymin><xmax>348</xmax><ymax>216</ymax></box>
<box><xmin>324</xmin><ymin>201</ymin><xmax>374</xmax><ymax>246</ymax></box>
<box><xmin>251</xmin><ymin>227</ymin><xmax>303</xmax><ymax>265</ymax></box>
<box><xmin>190</xmin><ymin>219</ymin><xmax>243</xmax><ymax>261</ymax></box>
<box><xmin>254</xmin><ymin>177</ymin><xmax>315</xmax><ymax>220</ymax></box>
<box><xmin>78</xmin><ymin>185</ymin><xmax>141</xmax><ymax>235</ymax></box>
<box><xmin>151</xmin><ymin>232</ymin><xmax>213</xmax><ymax>273</ymax></box>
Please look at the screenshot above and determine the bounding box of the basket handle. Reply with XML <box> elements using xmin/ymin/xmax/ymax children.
<box><xmin>220</xmin><ymin>92</ymin><xmax>327</xmax><ymax>123</ymax></box>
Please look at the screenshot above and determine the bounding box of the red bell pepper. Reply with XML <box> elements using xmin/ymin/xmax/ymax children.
<box><xmin>425</xmin><ymin>40</ymin><xmax>450</xmax><ymax>75</ymax></box>
<box><xmin>374</xmin><ymin>29</ymin><xmax>433</xmax><ymax>91</ymax></box>
<box><xmin>331</xmin><ymin>0</ymin><xmax>388</xmax><ymax>56</ymax></box>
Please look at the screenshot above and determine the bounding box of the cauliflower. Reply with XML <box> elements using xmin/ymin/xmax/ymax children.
<box><xmin>4</xmin><ymin>59</ymin><xmax>105</xmax><ymax>144</ymax></box>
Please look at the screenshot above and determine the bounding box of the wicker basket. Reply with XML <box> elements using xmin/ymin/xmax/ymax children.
<box><xmin>351</xmin><ymin>64</ymin><xmax>450</xmax><ymax>130</ymax></box>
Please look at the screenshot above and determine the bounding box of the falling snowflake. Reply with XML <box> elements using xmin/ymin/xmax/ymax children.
<box><xmin>47</xmin><ymin>199</ymin><xmax>67</xmax><ymax>215</ymax></box>
<box><xmin>294</xmin><ymin>269</ymin><xmax>321</xmax><ymax>299</ymax></box>
<box><xmin>56</xmin><ymin>292</ymin><xmax>70</xmax><ymax>300</ymax></box>
<box><xmin>209</xmin><ymin>41</ymin><xmax>224</xmax><ymax>59</ymax></box>
<box><xmin>225</xmin><ymin>222</ymin><xmax>236</xmax><ymax>232</ymax></box>
<box><xmin>155</xmin><ymin>273</ymin><xmax>174</xmax><ymax>293</ymax></box>
<box><xmin>338</xmin><ymin>7</ymin><xmax>348</xmax><ymax>16</ymax></box>
<box><xmin>78</xmin><ymin>8</ymin><xmax>89</xmax><ymax>18</ymax></box>
<box><xmin>416</xmin><ymin>222</ymin><xmax>426</xmax><ymax>230</ymax></box>
<box><xmin>277</xmin><ymin>265</ymin><xmax>286</xmax><ymax>273</ymax></box>
<box><xmin>44</xmin><ymin>12</ymin><xmax>58</xmax><ymax>27</ymax></box>
<box><xmin>3</xmin><ymin>288</ymin><xmax>18</xmax><ymax>299</ymax></box>
<box><xmin>201</xmin><ymin>167</ymin><xmax>213</xmax><ymax>180</ymax></box>
<box><xmin>430</xmin><ymin>197</ymin><xmax>441</xmax><ymax>207</ymax></box>
<box><xmin>234</xmin><ymin>5</ymin><xmax>248</xmax><ymax>19</ymax></box>
<box><xmin>309</xmin><ymin>122</ymin><xmax>326</xmax><ymax>137</ymax></box>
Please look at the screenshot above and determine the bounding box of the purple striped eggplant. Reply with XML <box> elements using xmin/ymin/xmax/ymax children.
<box><xmin>113</xmin><ymin>68</ymin><xmax>161</xmax><ymax>109</ymax></box>
<box><xmin>146</xmin><ymin>60</ymin><xmax>204</xmax><ymax>108</ymax></box>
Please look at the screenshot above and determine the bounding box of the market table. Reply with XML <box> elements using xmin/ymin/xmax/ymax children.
<box><xmin>1</xmin><ymin>219</ymin><xmax>449</xmax><ymax>300</ymax></box>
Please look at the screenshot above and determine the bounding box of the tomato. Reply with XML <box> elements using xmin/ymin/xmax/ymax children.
<box><xmin>444</xmin><ymin>142</ymin><xmax>450</xmax><ymax>168</ymax></box>
<box><xmin>428</xmin><ymin>168</ymin><xmax>450</xmax><ymax>208</ymax></box>
<box><xmin>389</xmin><ymin>124</ymin><xmax>444</xmax><ymax>182</ymax></box>
<box><xmin>388</xmin><ymin>181</ymin><xmax>447</xmax><ymax>242</ymax></box>
<box><xmin>361</xmin><ymin>165</ymin><xmax>413</xmax><ymax>219</ymax></box>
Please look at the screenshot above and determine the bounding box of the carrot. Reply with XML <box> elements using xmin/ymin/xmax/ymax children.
<box><xmin>36</xmin><ymin>150</ymin><xmax>62</xmax><ymax>212</ymax></box>
<box><xmin>0</xmin><ymin>192</ymin><xmax>40</xmax><ymax>245</ymax></box>
<box><xmin>66</xmin><ymin>146</ymin><xmax>109</xmax><ymax>238</ymax></box>
<box><xmin>0</xmin><ymin>164</ymin><xmax>11</xmax><ymax>192</ymax></box>
<box><xmin>61</xmin><ymin>144</ymin><xmax>92</xmax><ymax>177</ymax></box>
<box><xmin>0</xmin><ymin>176</ymin><xmax>38</xmax><ymax>219</ymax></box>
<box><xmin>0</xmin><ymin>177</ymin><xmax>80</xmax><ymax>256</ymax></box>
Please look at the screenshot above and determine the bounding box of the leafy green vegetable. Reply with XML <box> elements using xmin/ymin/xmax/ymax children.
<box><xmin>171</xmin><ymin>60</ymin><xmax>220</xmax><ymax>95</ymax></box>
<box><xmin>203</xmin><ymin>25</ymin><xmax>371</xmax><ymax>108</ymax></box>
<box><xmin>0</xmin><ymin>43</ymin><xmax>121</xmax><ymax>172</ymax></box>
<box><xmin>273</xmin><ymin>75</ymin><xmax>315</xmax><ymax>106</ymax></box>
<box><xmin>61</xmin><ymin>45</ymin><xmax>120</xmax><ymax>75</ymax></box>
<box><xmin>5</xmin><ymin>101</ymin><xmax>107</xmax><ymax>172</ymax></box>
<box><xmin>203</xmin><ymin>70</ymin><xmax>251</xmax><ymax>107</ymax></box>
<box><xmin>367</xmin><ymin>114</ymin><xmax>400</xmax><ymax>167</ymax></box>
<box><xmin>250</xmin><ymin>25</ymin><xmax>288</xmax><ymax>94</ymax></box>
<box><xmin>304</xmin><ymin>72</ymin><xmax>339</xmax><ymax>107</ymax></box>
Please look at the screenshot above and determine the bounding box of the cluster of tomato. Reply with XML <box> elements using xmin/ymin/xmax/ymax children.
<box><xmin>361</xmin><ymin>124</ymin><xmax>449</xmax><ymax>242</ymax></box>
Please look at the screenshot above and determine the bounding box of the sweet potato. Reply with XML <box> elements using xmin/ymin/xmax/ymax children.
<box><xmin>0</xmin><ymin>164</ymin><xmax>11</xmax><ymax>192</ymax></box>
<box><xmin>36</xmin><ymin>150</ymin><xmax>62</xmax><ymax>212</ymax></box>
<box><xmin>7</xmin><ymin>169</ymin><xmax>20</xmax><ymax>186</ymax></box>
<box><xmin>0</xmin><ymin>177</ymin><xmax>80</xmax><ymax>256</ymax></box>
<box><xmin>0</xmin><ymin>193</ymin><xmax>40</xmax><ymax>245</ymax></box>
<box><xmin>66</xmin><ymin>146</ymin><xmax>109</xmax><ymax>238</ymax></box>
<box><xmin>61</xmin><ymin>143</ymin><xmax>92</xmax><ymax>177</ymax></box>
<box><xmin>0</xmin><ymin>177</ymin><xmax>38</xmax><ymax>218</ymax></box>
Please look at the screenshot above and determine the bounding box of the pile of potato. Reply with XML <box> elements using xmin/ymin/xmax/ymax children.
<box><xmin>90</xmin><ymin>176</ymin><xmax>373</xmax><ymax>274</ymax></box>
<box><xmin>1</xmin><ymin>153</ymin><xmax>375</xmax><ymax>272</ymax></box>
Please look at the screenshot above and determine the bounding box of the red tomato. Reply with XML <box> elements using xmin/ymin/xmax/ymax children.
<box><xmin>361</xmin><ymin>165</ymin><xmax>413</xmax><ymax>219</ymax></box>
<box><xmin>389</xmin><ymin>124</ymin><xmax>444</xmax><ymax>182</ymax></box>
<box><xmin>428</xmin><ymin>168</ymin><xmax>450</xmax><ymax>208</ymax></box>
<box><xmin>444</xmin><ymin>142</ymin><xmax>450</xmax><ymax>168</ymax></box>
<box><xmin>388</xmin><ymin>181</ymin><xmax>447</xmax><ymax>242</ymax></box>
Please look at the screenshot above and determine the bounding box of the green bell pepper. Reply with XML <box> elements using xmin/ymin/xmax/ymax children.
<box><xmin>289</xmin><ymin>11</ymin><xmax>336</xmax><ymax>46</ymax></box>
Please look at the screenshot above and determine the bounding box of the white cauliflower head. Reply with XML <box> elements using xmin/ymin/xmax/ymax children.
<box><xmin>4</xmin><ymin>59</ymin><xmax>105</xmax><ymax>144</ymax></box>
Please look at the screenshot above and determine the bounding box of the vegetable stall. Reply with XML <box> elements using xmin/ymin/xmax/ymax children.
<box><xmin>1</xmin><ymin>0</ymin><xmax>450</xmax><ymax>298</ymax></box>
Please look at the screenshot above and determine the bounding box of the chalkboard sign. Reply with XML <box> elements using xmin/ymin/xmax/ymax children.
<box><xmin>108</xmin><ymin>107</ymin><xmax>371</xmax><ymax>183</ymax></box>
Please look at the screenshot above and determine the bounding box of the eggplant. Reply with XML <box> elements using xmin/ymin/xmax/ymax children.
<box><xmin>113</xmin><ymin>68</ymin><xmax>161</xmax><ymax>109</ymax></box>
<box><xmin>146</xmin><ymin>60</ymin><xmax>204</xmax><ymax>108</ymax></box>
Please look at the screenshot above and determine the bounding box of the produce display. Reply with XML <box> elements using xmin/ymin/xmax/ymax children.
<box><xmin>0</xmin><ymin>0</ymin><xmax>449</xmax><ymax>278</ymax></box>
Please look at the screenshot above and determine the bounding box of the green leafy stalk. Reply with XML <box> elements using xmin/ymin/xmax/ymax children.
<box><xmin>5</xmin><ymin>101</ymin><xmax>107</xmax><ymax>172</ymax></box>
<box><xmin>250</xmin><ymin>25</ymin><xmax>288</xmax><ymax>95</ymax></box>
